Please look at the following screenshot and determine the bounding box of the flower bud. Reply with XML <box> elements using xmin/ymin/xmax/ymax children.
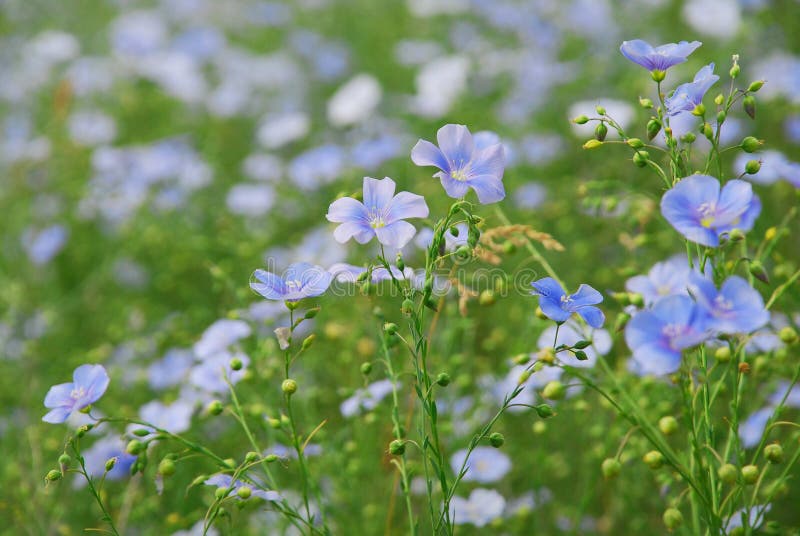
<box><xmin>744</xmin><ymin>160</ymin><xmax>761</xmax><ymax>175</ymax></box>
<box><xmin>765</xmin><ymin>227</ymin><xmax>777</xmax><ymax>241</ymax></box>
<box><xmin>389</xmin><ymin>440</ymin><xmax>405</xmax><ymax>456</ymax></box>
<box><xmin>230</xmin><ymin>357</ymin><xmax>243</xmax><ymax>371</ymax></box>
<box><xmin>716</xmin><ymin>110</ymin><xmax>726</xmax><ymax>124</ymax></box>
<box><xmin>714</xmin><ymin>346</ymin><xmax>732</xmax><ymax>363</ymax></box>
<box><xmin>236</xmin><ymin>486</ymin><xmax>252</xmax><ymax>500</ymax></box>
<box><xmin>573</xmin><ymin>340</ymin><xmax>592</xmax><ymax>350</ymax></box>
<box><xmin>632</xmin><ymin>150</ymin><xmax>649</xmax><ymax>168</ymax></box>
<box><xmin>718</xmin><ymin>463</ymin><xmax>738</xmax><ymax>484</ymax></box>
<box><xmin>479</xmin><ymin>290</ymin><xmax>496</xmax><ymax>306</ymax></box>
<box><xmin>574</xmin><ymin>350</ymin><xmax>588</xmax><ymax>361</ymax></box>
<box><xmin>778</xmin><ymin>326</ymin><xmax>798</xmax><ymax>345</ymax></box>
<box><xmin>401</xmin><ymin>298</ymin><xmax>414</xmax><ymax>316</ymax></box>
<box><xmin>105</xmin><ymin>457</ymin><xmax>118</xmax><ymax>472</ymax></box>
<box><xmin>729</xmin><ymin>63</ymin><xmax>740</xmax><ymax>78</ymax></box>
<box><xmin>595</xmin><ymin>105</ymin><xmax>606</xmax><ymax>115</ymax></box>
<box><xmin>207</xmin><ymin>400</ymin><xmax>224</xmax><ymax>416</ymax></box>
<box><xmin>739</xmin><ymin>362</ymin><xmax>751</xmax><ymax>374</ymax></box>
<box><xmin>614</xmin><ymin>312</ymin><xmax>631</xmax><ymax>332</ymax></box>
<box><xmin>663</xmin><ymin>508</ymin><xmax>683</xmax><ymax>530</ymax></box>
<box><xmin>534</xmin><ymin>404</ymin><xmax>554</xmax><ymax>419</ymax></box>
<box><xmin>282</xmin><ymin>379</ymin><xmax>298</xmax><ymax>395</ymax></box>
<box><xmin>741</xmin><ymin>136</ymin><xmax>762</xmax><ymax>153</ymax></box>
<box><xmin>454</xmin><ymin>245</ymin><xmax>472</xmax><ymax>260</ymax></box>
<box><xmin>643</xmin><ymin>450</ymin><xmax>664</xmax><ymax>469</ymax></box>
<box><xmin>583</xmin><ymin>139</ymin><xmax>603</xmax><ymax>149</ymax></box>
<box><xmin>215</xmin><ymin>487</ymin><xmax>229</xmax><ymax>500</ymax></box>
<box><xmin>264</xmin><ymin>454</ymin><xmax>279</xmax><ymax>463</ymax></box>
<box><xmin>741</xmin><ymin>464</ymin><xmax>760</xmax><ymax>485</ymax></box>
<box><xmin>395</xmin><ymin>254</ymin><xmax>405</xmax><ymax>272</ymax></box>
<box><xmin>702</xmin><ymin>122</ymin><xmax>714</xmax><ymax>140</ymax></box>
<box><xmin>747</xmin><ymin>80</ymin><xmax>764</xmax><ymax>93</ymax></box>
<box><xmin>58</xmin><ymin>454</ymin><xmax>71</xmax><ymax>466</ymax></box>
<box><xmin>627</xmin><ymin>138</ymin><xmax>645</xmax><ymax>149</ymax></box>
<box><xmin>646</xmin><ymin>119</ymin><xmax>661</xmax><ymax>140</ymax></box>
<box><xmin>680</xmin><ymin>132</ymin><xmax>696</xmax><ymax>144</ymax></box>
<box><xmin>132</xmin><ymin>428</ymin><xmax>150</xmax><ymax>437</ymax></box>
<box><xmin>436</xmin><ymin>372</ymin><xmax>451</xmax><ymax>387</ymax></box>
<box><xmin>360</xmin><ymin>362</ymin><xmax>373</xmax><ymax>375</ymax></box>
<box><xmin>383</xmin><ymin>322</ymin><xmax>398</xmax><ymax>336</ymax></box>
<box><xmin>743</xmin><ymin>95</ymin><xmax>756</xmax><ymax>119</ymax></box>
<box><xmin>594</xmin><ymin>123</ymin><xmax>608</xmax><ymax>142</ymax></box>
<box><xmin>692</xmin><ymin>103</ymin><xmax>706</xmax><ymax>116</ymax></box>
<box><xmin>159</xmin><ymin>458</ymin><xmax>176</xmax><ymax>476</ymax></box>
<box><xmin>628</xmin><ymin>293</ymin><xmax>644</xmax><ymax>308</ymax></box>
<box><xmin>126</xmin><ymin>440</ymin><xmax>145</xmax><ymax>456</ymax></box>
<box><xmin>489</xmin><ymin>432</ymin><xmax>505</xmax><ymax>448</ymax></box>
<box><xmin>659</xmin><ymin>416</ymin><xmax>678</xmax><ymax>435</ymax></box>
<box><xmin>728</xmin><ymin>228</ymin><xmax>745</xmax><ymax>242</ymax></box>
<box><xmin>301</xmin><ymin>334</ymin><xmax>315</xmax><ymax>350</ymax></box>
<box><xmin>573</xmin><ymin>114</ymin><xmax>589</xmax><ymax>124</ymax></box>
<box><xmin>542</xmin><ymin>381</ymin><xmax>566</xmax><ymax>400</ymax></box>
<box><xmin>639</xmin><ymin>97</ymin><xmax>653</xmax><ymax>108</ymax></box>
<box><xmin>304</xmin><ymin>307</ymin><xmax>320</xmax><ymax>319</ymax></box>
<box><xmin>765</xmin><ymin>443</ymin><xmax>784</xmax><ymax>464</ymax></box>
<box><xmin>749</xmin><ymin>260</ymin><xmax>769</xmax><ymax>284</ymax></box>
<box><xmin>601</xmin><ymin>458</ymin><xmax>621</xmax><ymax>479</ymax></box>
<box><xmin>45</xmin><ymin>469</ymin><xmax>62</xmax><ymax>482</ymax></box>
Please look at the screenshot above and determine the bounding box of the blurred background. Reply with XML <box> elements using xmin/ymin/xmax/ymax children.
<box><xmin>1</xmin><ymin>0</ymin><xmax>799</xmax><ymax>533</ymax></box>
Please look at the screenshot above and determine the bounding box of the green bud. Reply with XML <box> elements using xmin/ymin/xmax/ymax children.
<box><xmin>264</xmin><ymin>454</ymin><xmax>279</xmax><ymax>463</ymax></box>
<box><xmin>573</xmin><ymin>340</ymin><xmax>592</xmax><ymax>350</ymax></box>
<box><xmin>651</xmin><ymin>69</ymin><xmax>666</xmax><ymax>82</ymax></box>
<box><xmin>632</xmin><ymin>150</ymin><xmax>649</xmax><ymax>167</ymax></box>
<box><xmin>215</xmin><ymin>487</ymin><xmax>229</xmax><ymax>500</ymax></box>
<box><xmin>223</xmin><ymin>458</ymin><xmax>236</xmax><ymax>469</ymax></box>
<box><xmin>230</xmin><ymin>357</ymin><xmax>243</xmax><ymax>371</ymax></box>
<box><xmin>573</xmin><ymin>114</ymin><xmax>589</xmax><ymax>124</ymax></box>
<box><xmin>778</xmin><ymin>326</ymin><xmax>798</xmax><ymax>344</ymax></box>
<box><xmin>45</xmin><ymin>469</ymin><xmax>62</xmax><ymax>482</ymax></box>
<box><xmin>489</xmin><ymin>432</ymin><xmax>505</xmax><ymax>448</ymax></box>
<box><xmin>747</xmin><ymin>80</ymin><xmax>764</xmax><ymax>93</ymax></box>
<box><xmin>58</xmin><ymin>454</ymin><xmax>71</xmax><ymax>466</ymax></box>
<box><xmin>765</xmin><ymin>443</ymin><xmax>784</xmax><ymax>464</ymax></box>
<box><xmin>304</xmin><ymin>307</ymin><xmax>320</xmax><ymax>319</ymax></box>
<box><xmin>628</xmin><ymin>293</ymin><xmax>644</xmax><ymax>308</ymax></box>
<box><xmin>574</xmin><ymin>350</ymin><xmax>588</xmax><ymax>361</ymax></box>
<box><xmin>207</xmin><ymin>400</ymin><xmax>224</xmax><ymax>416</ymax></box>
<box><xmin>741</xmin><ymin>464</ymin><xmax>759</xmax><ymax>484</ymax></box>
<box><xmin>601</xmin><ymin>458</ymin><xmax>621</xmax><ymax>479</ymax></box>
<box><xmin>714</xmin><ymin>346</ymin><xmax>732</xmax><ymax>363</ymax></box>
<box><xmin>659</xmin><ymin>416</ymin><xmax>679</xmax><ymax>435</ymax></box>
<box><xmin>692</xmin><ymin>103</ymin><xmax>706</xmax><ymax>116</ymax></box>
<box><xmin>245</xmin><ymin>451</ymin><xmax>260</xmax><ymax>464</ymax></box>
<box><xmin>395</xmin><ymin>254</ymin><xmax>405</xmax><ymax>272</ymax></box>
<box><xmin>301</xmin><ymin>334</ymin><xmax>315</xmax><ymax>350</ymax></box>
<box><xmin>75</xmin><ymin>424</ymin><xmax>92</xmax><ymax>438</ymax></box>
<box><xmin>267</xmin><ymin>417</ymin><xmax>281</xmax><ymax>429</ymax></box>
<box><xmin>105</xmin><ymin>458</ymin><xmax>117</xmax><ymax>472</ymax></box>
<box><xmin>716</xmin><ymin>110</ymin><xmax>726</xmax><ymax>124</ymax></box>
<box><xmin>383</xmin><ymin>322</ymin><xmax>398</xmax><ymax>335</ymax></box>
<box><xmin>282</xmin><ymin>379</ymin><xmax>298</xmax><ymax>395</ymax></box>
<box><xmin>639</xmin><ymin>97</ymin><xmax>654</xmax><ymax>108</ymax></box>
<box><xmin>749</xmin><ymin>260</ymin><xmax>769</xmax><ymax>284</ymax></box>
<box><xmin>594</xmin><ymin>122</ymin><xmax>608</xmax><ymax>142</ymax></box>
<box><xmin>236</xmin><ymin>486</ymin><xmax>252</xmax><ymax>500</ymax></box>
<box><xmin>401</xmin><ymin>298</ymin><xmax>414</xmax><ymax>316</ymax></box>
<box><xmin>743</xmin><ymin>95</ymin><xmax>756</xmax><ymax>119</ymax></box>
<box><xmin>646</xmin><ymin>118</ymin><xmax>661</xmax><ymax>140</ymax></box>
<box><xmin>714</xmin><ymin>93</ymin><xmax>724</xmax><ymax>106</ymax></box>
<box><xmin>389</xmin><ymin>440</ymin><xmax>405</xmax><ymax>456</ymax></box>
<box><xmin>663</xmin><ymin>508</ymin><xmax>683</xmax><ymax>530</ymax></box>
<box><xmin>614</xmin><ymin>312</ymin><xmax>631</xmax><ymax>332</ymax></box>
<box><xmin>703</xmin><ymin>122</ymin><xmax>714</xmax><ymax>140</ymax></box>
<box><xmin>583</xmin><ymin>139</ymin><xmax>603</xmax><ymax>149</ymax></box>
<box><xmin>534</xmin><ymin>404</ymin><xmax>555</xmax><ymax>419</ymax></box>
<box><xmin>729</xmin><ymin>63</ymin><xmax>740</xmax><ymax>78</ymax></box>
<box><xmin>158</xmin><ymin>458</ymin><xmax>176</xmax><ymax>476</ymax></box>
<box><xmin>479</xmin><ymin>290</ymin><xmax>496</xmax><ymax>306</ymax></box>
<box><xmin>728</xmin><ymin>228</ymin><xmax>746</xmax><ymax>242</ymax></box>
<box><xmin>126</xmin><ymin>440</ymin><xmax>145</xmax><ymax>456</ymax></box>
<box><xmin>132</xmin><ymin>428</ymin><xmax>151</xmax><ymax>437</ymax></box>
<box><xmin>745</xmin><ymin>159</ymin><xmax>761</xmax><ymax>175</ymax></box>
<box><xmin>718</xmin><ymin>463</ymin><xmax>738</xmax><ymax>484</ymax></box>
<box><xmin>595</xmin><ymin>105</ymin><xmax>606</xmax><ymax>115</ymax></box>
<box><xmin>542</xmin><ymin>381</ymin><xmax>566</xmax><ymax>400</ymax></box>
<box><xmin>436</xmin><ymin>372</ymin><xmax>451</xmax><ymax>387</ymax></box>
<box><xmin>627</xmin><ymin>138</ymin><xmax>645</xmax><ymax>149</ymax></box>
<box><xmin>643</xmin><ymin>450</ymin><xmax>664</xmax><ymax>469</ymax></box>
<box><xmin>360</xmin><ymin>362</ymin><xmax>373</xmax><ymax>376</ymax></box>
<box><xmin>741</xmin><ymin>136</ymin><xmax>762</xmax><ymax>153</ymax></box>
<box><xmin>680</xmin><ymin>132</ymin><xmax>696</xmax><ymax>144</ymax></box>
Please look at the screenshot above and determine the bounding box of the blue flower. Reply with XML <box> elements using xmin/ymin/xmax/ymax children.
<box><xmin>450</xmin><ymin>488</ymin><xmax>506</xmax><ymax>527</ymax></box>
<box><xmin>450</xmin><ymin>446</ymin><xmax>511</xmax><ymax>483</ymax></box>
<box><xmin>326</xmin><ymin>176</ymin><xmax>429</xmax><ymax>249</ymax></box>
<box><xmin>251</xmin><ymin>262</ymin><xmax>332</xmax><ymax>301</ymax></box>
<box><xmin>411</xmin><ymin>124</ymin><xmax>506</xmax><ymax>204</ymax></box>
<box><xmin>625</xmin><ymin>295</ymin><xmax>709</xmax><ymax>375</ymax></box>
<box><xmin>619</xmin><ymin>39</ymin><xmax>702</xmax><ymax>72</ymax></box>
<box><xmin>625</xmin><ymin>255</ymin><xmax>694</xmax><ymax>307</ymax></box>
<box><xmin>688</xmin><ymin>273</ymin><xmax>770</xmax><ymax>334</ymax></box>
<box><xmin>665</xmin><ymin>63</ymin><xmax>719</xmax><ymax>116</ymax></box>
<box><xmin>42</xmin><ymin>364</ymin><xmax>110</xmax><ymax>423</ymax></box>
<box><xmin>530</xmin><ymin>277</ymin><xmax>605</xmax><ymax>328</ymax></box>
<box><xmin>660</xmin><ymin>175</ymin><xmax>761</xmax><ymax>247</ymax></box>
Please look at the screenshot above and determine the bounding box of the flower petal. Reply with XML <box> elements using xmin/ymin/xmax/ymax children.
<box><xmin>439</xmin><ymin>173</ymin><xmax>471</xmax><ymax>199</ymax></box>
<box><xmin>569</xmin><ymin>284</ymin><xmax>603</xmax><ymax>307</ymax></box>
<box><xmin>631</xmin><ymin>342</ymin><xmax>682</xmax><ymax>375</ymax></box>
<box><xmin>326</xmin><ymin>197</ymin><xmax>368</xmax><ymax>223</ymax></box>
<box><xmin>42</xmin><ymin>406</ymin><xmax>73</xmax><ymax>424</ymax></box>
<box><xmin>436</xmin><ymin>124</ymin><xmax>474</xmax><ymax>167</ymax></box>
<box><xmin>375</xmin><ymin>221</ymin><xmax>417</xmax><ymax>249</ymax></box>
<box><xmin>410</xmin><ymin>139</ymin><xmax>448</xmax><ymax>171</ymax></box>
<box><xmin>468</xmin><ymin>174</ymin><xmax>505</xmax><ymax>204</ymax></box>
<box><xmin>384</xmin><ymin>191</ymin><xmax>429</xmax><ymax>223</ymax></box>
<box><xmin>715</xmin><ymin>179</ymin><xmax>753</xmax><ymax>226</ymax></box>
<box><xmin>43</xmin><ymin>383</ymin><xmax>74</xmax><ymax>409</ymax></box>
<box><xmin>250</xmin><ymin>269</ymin><xmax>287</xmax><ymax>300</ymax></box>
<box><xmin>363</xmin><ymin>176</ymin><xmax>396</xmax><ymax>210</ymax></box>
<box><xmin>333</xmin><ymin>221</ymin><xmax>374</xmax><ymax>244</ymax></box>
<box><xmin>470</xmin><ymin>143</ymin><xmax>505</xmax><ymax>179</ymax></box>
<box><xmin>578</xmin><ymin>306</ymin><xmax>605</xmax><ymax>328</ymax></box>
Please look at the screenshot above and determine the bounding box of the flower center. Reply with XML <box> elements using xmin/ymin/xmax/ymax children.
<box><xmin>367</xmin><ymin>207</ymin><xmax>386</xmax><ymax>229</ymax></box>
<box><xmin>560</xmin><ymin>295</ymin><xmax>573</xmax><ymax>306</ymax></box>
<box><xmin>450</xmin><ymin>168</ymin><xmax>468</xmax><ymax>182</ymax></box>
<box><xmin>70</xmin><ymin>387</ymin><xmax>86</xmax><ymax>400</ymax></box>
<box><xmin>713</xmin><ymin>295</ymin><xmax>733</xmax><ymax>314</ymax></box>
<box><xmin>662</xmin><ymin>323</ymin><xmax>687</xmax><ymax>349</ymax></box>
<box><xmin>698</xmin><ymin>202</ymin><xmax>716</xmax><ymax>228</ymax></box>
<box><xmin>285</xmin><ymin>279</ymin><xmax>303</xmax><ymax>290</ymax></box>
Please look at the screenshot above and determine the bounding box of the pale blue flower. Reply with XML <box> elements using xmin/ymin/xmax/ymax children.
<box><xmin>251</xmin><ymin>262</ymin><xmax>332</xmax><ymax>301</ymax></box>
<box><xmin>619</xmin><ymin>39</ymin><xmax>702</xmax><ymax>72</ymax></box>
<box><xmin>531</xmin><ymin>278</ymin><xmax>605</xmax><ymax>328</ymax></box>
<box><xmin>688</xmin><ymin>273</ymin><xmax>770</xmax><ymax>334</ymax></box>
<box><xmin>665</xmin><ymin>63</ymin><xmax>719</xmax><ymax>116</ymax></box>
<box><xmin>450</xmin><ymin>447</ymin><xmax>511</xmax><ymax>483</ymax></box>
<box><xmin>326</xmin><ymin>176</ymin><xmax>429</xmax><ymax>249</ymax></box>
<box><xmin>450</xmin><ymin>488</ymin><xmax>506</xmax><ymax>527</ymax></box>
<box><xmin>43</xmin><ymin>364</ymin><xmax>110</xmax><ymax>423</ymax></box>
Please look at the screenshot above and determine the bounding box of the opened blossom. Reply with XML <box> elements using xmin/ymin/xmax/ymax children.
<box><xmin>43</xmin><ymin>364</ymin><xmax>110</xmax><ymax>423</ymax></box>
<box><xmin>250</xmin><ymin>262</ymin><xmax>332</xmax><ymax>301</ymax></box>
<box><xmin>687</xmin><ymin>273</ymin><xmax>769</xmax><ymax>334</ymax></box>
<box><xmin>619</xmin><ymin>39</ymin><xmax>702</xmax><ymax>72</ymax></box>
<box><xmin>411</xmin><ymin>124</ymin><xmax>506</xmax><ymax>204</ymax></box>
<box><xmin>531</xmin><ymin>277</ymin><xmax>605</xmax><ymax>328</ymax></box>
<box><xmin>326</xmin><ymin>176</ymin><xmax>429</xmax><ymax>249</ymax></box>
<box><xmin>665</xmin><ymin>63</ymin><xmax>719</xmax><ymax>116</ymax></box>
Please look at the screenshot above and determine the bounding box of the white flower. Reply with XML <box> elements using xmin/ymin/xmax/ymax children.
<box><xmin>327</xmin><ymin>74</ymin><xmax>382</xmax><ymax>127</ymax></box>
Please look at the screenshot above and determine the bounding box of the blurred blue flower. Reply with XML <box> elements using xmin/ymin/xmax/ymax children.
<box><xmin>688</xmin><ymin>273</ymin><xmax>769</xmax><ymax>334</ymax></box>
<box><xmin>340</xmin><ymin>379</ymin><xmax>395</xmax><ymax>417</ymax></box>
<box><xmin>193</xmin><ymin>319</ymin><xmax>251</xmax><ymax>360</ymax></box>
<box><xmin>43</xmin><ymin>364</ymin><xmax>109</xmax><ymax>423</ymax></box>
<box><xmin>251</xmin><ymin>263</ymin><xmax>332</xmax><ymax>301</ymax></box>
<box><xmin>148</xmin><ymin>348</ymin><xmax>193</xmax><ymax>390</ymax></box>
<box><xmin>204</xmin><ymin>474</ymin><xmax>280</xmax><ymax>501</ymax></box>
<box><xmin>80</xmin><ymin>435</ymin><xmax>136</xmax><ymax>482</ymax></box>
<box><xmin>326</xmin><ymin>177</ymin><xmax>429</xmax><ymax>249</ymax></box>
<box><xmin>411</xmin><ymin>124</ymin><xmax>506</xmax><ymax>204</ymax></box>
<box><xmin>530</xmin><ymin>277</ymin><xmax>605</xmax><ymax>328</ymax></box>
<box><xmin>740</xmin><ymin>407</ymin><xmax>772</xmax><ymax>448</ymax></box>
<box><xmin>449</xmin><ymin>488</ymin><xmax>506</xmax><ymax>527</ymax></box>
<box><xmin>625</xmin><ymin>295</ymin><xmax>709</xmax><ymax>375</ymax></box>
<box><xmin>619</xmin><ymin>39</ymin><xmax>702</xmax><ymax>72</ymax></box>
<box><xmin>660</xmin><ymin>175</ymin><xmax>761</xmax><ymax>246</ymax></box>
<box><xmin>625</xmin><ymin>254</ymin><xmax>694</xmax><ymax>307</ymax></box>
<box><xmin>450</xmin><ymin>446</ymin><xmax>511</xmax><ymax>483</ymax></box>
<box><xmin>665</xmin><ymin>63</ymin><xmax>719</xmax><ymax>116</ymax></box>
